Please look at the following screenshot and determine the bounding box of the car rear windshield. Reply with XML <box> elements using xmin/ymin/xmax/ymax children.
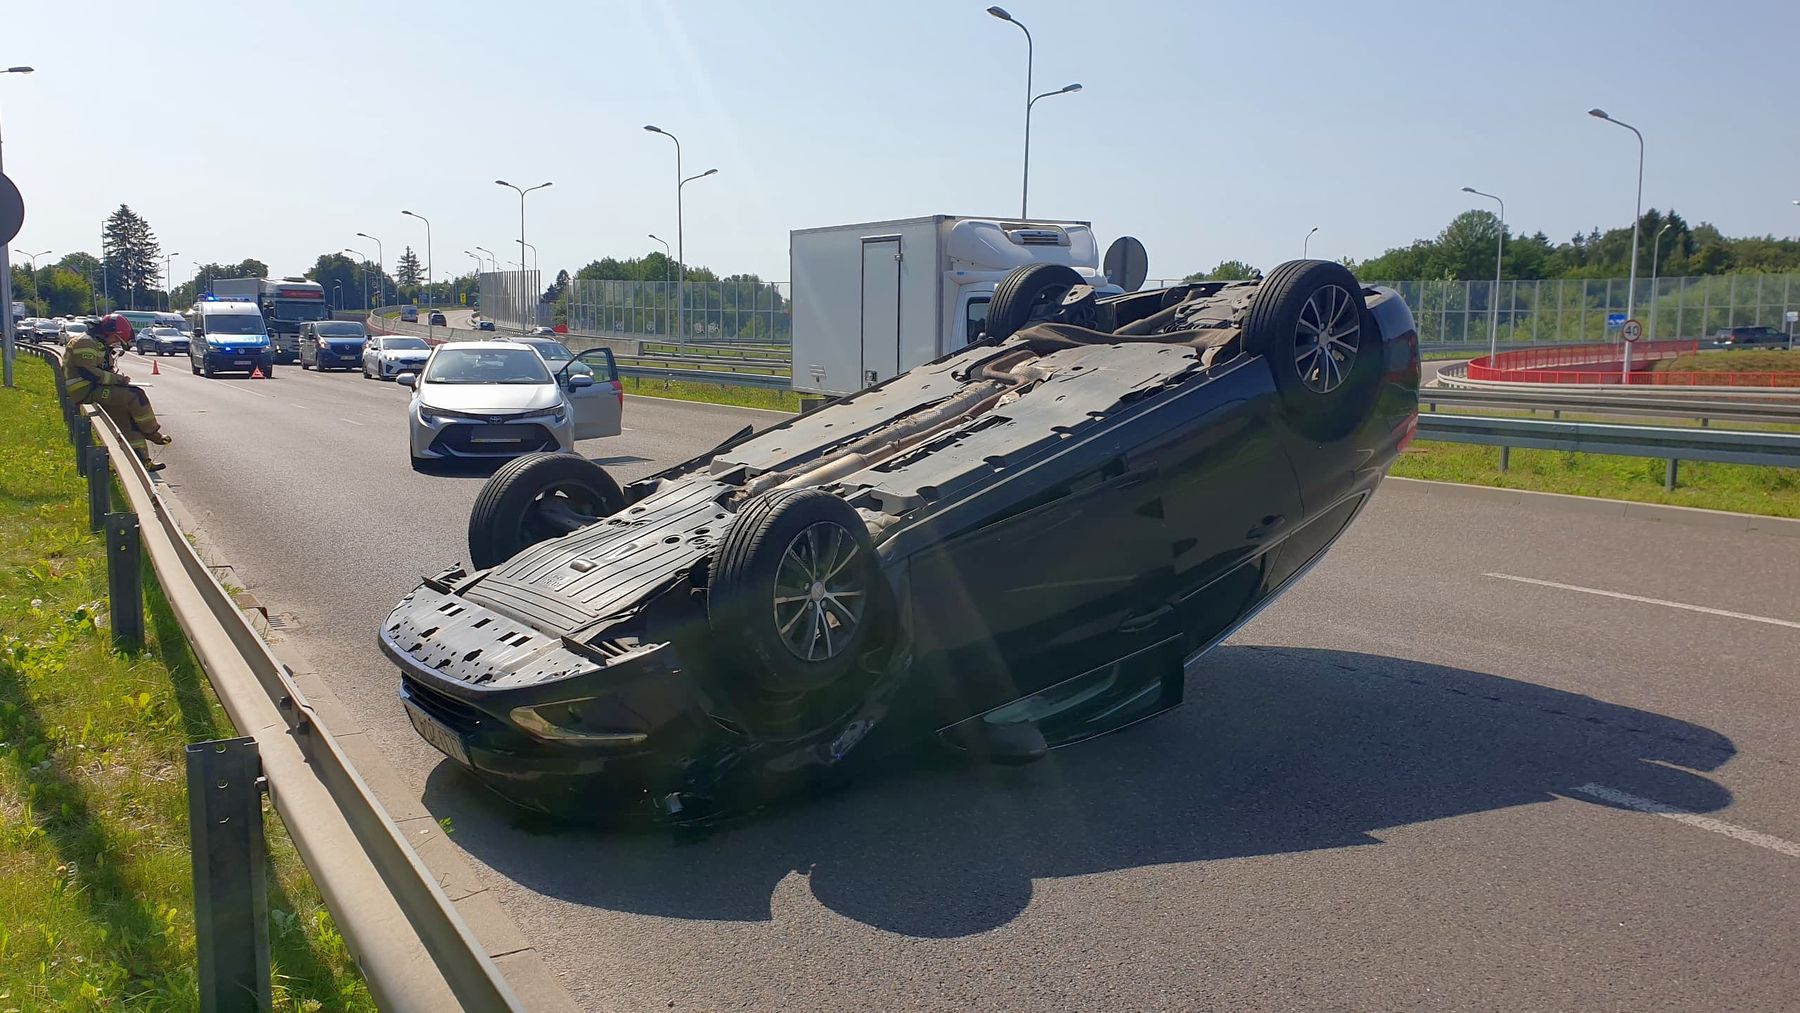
<box><xmin>316</xmin><ymin>323</ymin><xmax>367</xmax><ymax>337</ymax></box>
<box><xmin>423</xmin><ymin>348</ymin><xmax>552</xmax><ymax>385</ymax></box>
<box><xmin>522</xmin><ymin>339</ymin><xmax>574</xmax><ymax>361</ymax></box>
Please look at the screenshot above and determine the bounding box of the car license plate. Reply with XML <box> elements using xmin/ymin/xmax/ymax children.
<box><xmin>404</xmin><ymin>701</ymin><xmax>471</xmax><ymax>767</ymax></box>
<box><xmin>234</xmin><ymin>359</ymin><xmax>251</xmax><ymax>366</ymax></box>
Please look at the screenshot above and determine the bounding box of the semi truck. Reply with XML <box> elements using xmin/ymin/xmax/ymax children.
<box><xmin>211</xmin><ymin>277</ymin><xmax>328</xmax><ymax>363</ymax></box>
<box><xmin>789</xmin><ymin>215</ymin><xmax>1145</xmax><ymax>397</ymax></box>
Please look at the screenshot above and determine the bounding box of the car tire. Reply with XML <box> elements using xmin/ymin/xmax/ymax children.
<box><xmin>191</xmin><ymin>360</ymin><xmax>201</xmax><ymax>375</ymax></box>
<box><xmin>708</xmin><ymin>488</ymin><xmax>881</xmax><ymax>695</ymax></box>
<box><xmin>466</xmin><ymin>453</ymin><xmax>625</xmax><ymax>570</ymax></box>
<box><xmin>985</xmin><ymin>263</ymin><xmax>1086</xmax><ymax>341</ymax></box>
<box><xmin>1242</xmin><ymin>259</ymin><xmax>1381</xmax><ymax>440</ymax></box>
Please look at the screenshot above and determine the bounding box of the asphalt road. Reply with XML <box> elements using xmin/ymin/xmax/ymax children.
<box><xmin>127</xmin><ymin>348</ymin><xmax>1800</xmax><ymax>1012</ymax></box>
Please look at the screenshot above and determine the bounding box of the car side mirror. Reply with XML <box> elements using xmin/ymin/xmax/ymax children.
<box><xmin>396</xmin><ymin>372</ymin><xmax>417</xmax><ymax>388</ymax></box>
<box><xmin>568</xmin><ymin>373</ymin><xmax>595</xmax><ymax>389</ymax></box>
<box><xmin>193</xmin><ymin>328</ymin><xmax>204</xmax><ymax>337</ymax></box>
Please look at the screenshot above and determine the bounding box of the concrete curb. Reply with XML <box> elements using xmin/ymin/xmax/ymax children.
<box><xmin>1387</xmin><ymin>476</ymin><xmax>1800</xmax><ymax>538</ymax></box>
<box><xmin>154</xmin><ymin>483</ymin><xmax>580</xmax><ymax>1012</ymax></box>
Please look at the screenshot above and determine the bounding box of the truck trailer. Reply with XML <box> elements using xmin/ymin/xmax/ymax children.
<box><xmin>789</xmin><ymin>216</ymin><xmax>1141</xmax><ymax>397</ymax></box>
<box><xmin>211</xmin><ymin>277</ymin><xmax>327</xmax><ymax>363</ymax></box>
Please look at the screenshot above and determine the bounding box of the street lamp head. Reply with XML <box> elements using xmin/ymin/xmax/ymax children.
<box><xmin>3</xmin><ymin>67</ymin><xmax>32</xmax><ymax>74</ymax></box>
<box><xmin>1060</xmin><ymin>83</ymin><xmax>1082</xmax><ymax>94</ymax></box>
<box><xmin>1587</xmin><ymin>108</ymin><xmax>1609</xmax><ymax>120</ymax></box>
<box><xmin>356</xmin><ymin>232</ymin><xmax>373</xmax><ymax>240</ymax></box>
<box><xmin>494</xmin><ymin>179</ymin><xmax>510</xmax><ymax>187</ymax></box>
<box><xmin>986</xmin><ymin>6</ymin><xmax>1013</xmax><ymax>21</ymax></box>
<box><xmin>701</xmin><ymin>168</ymin><xmax>718</xmax><ymax>178</ymax></box>
<box><xmin>1461</xmin><ymin>186</ymin><xmax>1478</xmax><ymax>194</ymax></box>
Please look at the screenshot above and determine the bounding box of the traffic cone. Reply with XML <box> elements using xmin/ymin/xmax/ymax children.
<box><xmin>151</xmin><ymin>359</ymin><xmax>160</xmax><ymax>375</ymax></box>
<box><xmin>250</xmin><ymin>366</ymin><xmax>265</xmax><ymax>379</ymax></box>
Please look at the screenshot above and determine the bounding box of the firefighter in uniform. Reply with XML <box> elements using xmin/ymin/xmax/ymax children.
<box><xmin>65</xmin><ymin>314</ymin><xmax>173</xmax><ymax>471</ymax></box>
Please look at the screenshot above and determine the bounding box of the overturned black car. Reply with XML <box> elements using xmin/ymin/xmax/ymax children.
<box><xmin>382</xmin><ymin>260</ymin><xmax>1421</xmax><ymax>822</ymax></box>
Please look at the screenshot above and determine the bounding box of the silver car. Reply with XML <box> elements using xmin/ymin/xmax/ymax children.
<box><xmin>398</xmin><ymin>341</ymin><xmax>619</xmax><ymax>468</ymax></box>
<box><xmin>363</xmin><ymin>335</ymin><xmax>433</xmax><ymax>379</ymax></box>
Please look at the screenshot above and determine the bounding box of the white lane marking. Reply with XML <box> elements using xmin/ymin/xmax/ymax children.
<box><xmin>1572</xmin><ymin>783</ymin><xmax>1800</xmax><ymax>860</ymax></box>
<box><xmin>1485</xmin><ymin>573</ymin><xmax>1800</xmax><ymax>631</ymax></box>
<box><xmin>339</xmin><ymin>418</ymin><xmax>365</xmax><ymax>426</ymax></box>
<box><xmin>291</xmin><ymin>403</ymin><xmax>307</xmax><ymax>409</ymax></box>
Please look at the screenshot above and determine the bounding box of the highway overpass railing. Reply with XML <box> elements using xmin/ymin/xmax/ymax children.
<box><xmin>19</xmin><ymin>342</ymin><xmax>526</xmax><ymax>1011</ymax></box>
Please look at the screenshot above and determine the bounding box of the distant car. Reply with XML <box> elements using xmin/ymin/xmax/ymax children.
<box><xmin>363</xmin><ymin>335</ymin><xmax>433</xmax><ymax>380</ymax></box>
<box><xmin>428</xmin><ymin>311</ymin><xmax>448</xmax><ymax>327</ymax></box>
<box><xmin>400</xmin><ymin>305</ymin><xmax>419</xmax><ymax>323</ymax></box>
<box><xmin>138</xmin><ymin>326</ymin><xmax>190</xmax><ymax>356</ymax></box>
<box><xmin>57</xmin><ymin>320</ymin><xmax>90</xmax><ymax>345</ymax></box>
<box><xmin>299</xmin><ymin>320</ymin><xmax>370</xmax><ymax>371</ymax></box>
<box><xmin>34</xmin><ymin>320</ymin><xmax>61</xmax><ymax>340</ymax></box>
<box><xmin>1714</xmin><ymin>326</ymin><xmax>1787</xmax><ymax>348</ymax></box>
<box><xmin>471</xmin><ymin>316</ymin><xmax>496</xmax><ymax>331</ymax></box>
<box><xmin>397</xmin><ymin>341</ymin><xmax>620</xmax><ymax>469</ymax></box>
<box><xmin>530</xmin><ymin>326</ymin><xmax>557</xmax><ymax>336</ymax></box>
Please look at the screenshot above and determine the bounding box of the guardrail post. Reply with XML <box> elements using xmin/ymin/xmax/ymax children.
<box><xmin>104</xmin><ymin>513</ymin><xmax>145</xmax><ymax>651</ymax></box>
<box><xmin>72</xmin><ymin>412</ymin><xmax>92</xmax><ymax>459</ymax></box>
<box><xmin>85</xmin><ymin>446</ymin><xmax>110</xmax><ymax>532</ymax></box>
<box><xmin>1665</xmin><ymin>458</ymin><xmax>1679</xmax><ymax>492</ymax></box>
<box><xmin>1498</xmin><ymin>446</ymin><xmax>1510</xmax><ymax>472</ymax></box>
<box><xmin>186</xmin><ymin>737</ymin><xmax>272</xmax><ymax>1013</ymax></box>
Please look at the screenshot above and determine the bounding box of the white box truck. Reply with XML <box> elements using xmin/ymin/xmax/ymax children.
<box><xmin>789</xmin><ymin>215</ymin><xmax>1138</xmax><ymax>397</ymax></box>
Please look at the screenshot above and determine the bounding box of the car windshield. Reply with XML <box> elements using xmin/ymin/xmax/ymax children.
<box><xmin>274</xmin><ymin>300</ymin><xmax>329</xmax><ymax>321</ymax></box>
<box><xmin>316</xmin><ymin>323</ymin><xmax>366</xmax><ymax>337</ymax></box>
<box><xmin>205</xmin><ymin>314</ymin><xmax>264</xmax><ymax>335</ymax></box>
<box><xmin>423</xmin><ymin>348</ymin><xmax>552</xmax><ymax>385</ymax></box>
<box><xmin>147</xmin><ymin>328</ymin><xmax>181</xmax><ymax>336</ymax></box>
<box><xmin>64</xmin><ymin>323</ymin><xmax>88</xmax><ymax>333</ymax></box>
<box><xmin>382</xmin><ymin>337</ymin><xmax>429</xmax><ymax>350</ymax></box>
<box><xmin>521</xmin><ymin>339</ymin><xmax>574</xmax><ymax>361</ymax></box>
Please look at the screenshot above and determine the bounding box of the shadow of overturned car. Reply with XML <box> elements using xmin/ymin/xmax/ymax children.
<box><xmin>421</xmin><ymin>645</ymin><xmax>1734</xmax><ymax>939</ymax></box>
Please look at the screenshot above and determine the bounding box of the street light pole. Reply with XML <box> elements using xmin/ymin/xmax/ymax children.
<box><xmin>648</xmin><ymin>233</ymin><xmax>673</xmax><ymax>336</ymax></box>
<box><xmin>642</xmin><ymin>126</ymin><xmax>694</xmax><ymax>341</ymax></box>
<box><xmin>1</xmin><ymin>65</ymin><xmax>34</xmax><ymax>388</ymax></box>
<box><xmin>515</xmin><ymin>240</ymin><xmax>537</xmax><ymax>272</ymax></box>
<box><xmin>495</xmin><ymin>181</ymin><xmax>551</xmax><ymax>332</ymax></box>
<box><xmin>1648</xmin><ymin>222</ymin><xmax>1672</xmax><ymax>340</ymax></box>
<box><xmin>1303</xmin><ymin>226</ymin><xmax>1319</xmax><ymax>258</ymax></box>
<box><xmin>1461</xmin><ymin>187</ymin><xmax>1506</xmax><ymax>363</ymax></box>
<box><xmin>475</xmin><ymin>246</ymin><xmax>497</xmax><ymax>273</ymax></box>
<box><xmin>163</xmin><ymin>252</ymin><xmax>179</xmax><ymax>311</ymax></box>
<box><xmin>1022</xmin><ymin>81</ymin><xmax>1081</xmax><ymax>218</ymax></box>
<box><xmin>356</xmin><ymin>232</ymin><xmax>383</xmax><ymax>307</ymax></box>
<box><xmin>1589</xmin><ymin>108</ymin><xmax>1644</xmax><ymax>383</ymax></box>
<box><xmin>402</xmin><ymin>210</ymin><xmax>432</xmax><ymax>335</ymax></box>
<box><xmin>344</xmin><ymin>248</ymin><xmax>369</xmax><ymax>310</ymax></box>
<box><xmin>22</xmin><ymin>249</ymin><xmax>49</xmax><ymax>309</ymax></box>
<box><xmin>987</xmin><ymin>7</ymin><xmax>1034</xmax><ymax>217</ymax></box>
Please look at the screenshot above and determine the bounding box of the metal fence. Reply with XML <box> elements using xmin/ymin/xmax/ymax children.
<box><xmin>565</xmin><ymin>277</ymin><xmax>792</xmax><ymax>344</ymax></box>
<box><xmin>1373</xmin><ymin>273</ymin><xmax>1800</xmax><ymax>346</ymax></box>
<box><xmin>478</xmin><ymin>270</ymin><xmax>548</xmax><ymax>330</ymax></box>
<box><xmin>533</xmin><ymin>271</ymin><xmax>1800</xmax><ymax>349</ymax></box>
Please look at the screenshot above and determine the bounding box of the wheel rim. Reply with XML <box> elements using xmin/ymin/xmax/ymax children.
<box><xmin>771</xmin><ymin>521</ymin><xmax>866</xmax><ymax>663</ymax></box>
<box><xmin>1292</xmin><ymin>284</ymin><xmax>1361</xmax><ymax>394</ymax></box>
<box><xmin>518</xmin><ymin>481</ymin><xmax>608</xmax><ymax>543</ymax></box>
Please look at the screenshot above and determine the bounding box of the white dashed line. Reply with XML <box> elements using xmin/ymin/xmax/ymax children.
<box><xmin>291</xmin><ymin>403</ymin><xmax>307</xmax><ymax>409</ymax></box>
<box><xmin>339</xmin><ymin>418</ymin><xmax>364</xmax><ymax>426</ymax></box>
<box><xmin>1485</xmin><ymin>573</ymin><xmax>1800</xmax><ymax>631</ymax></box>
<box><xmin>1571</xmin><ymin>784</ymin><xmax>1800</xmax><ymax>860</ymax></box>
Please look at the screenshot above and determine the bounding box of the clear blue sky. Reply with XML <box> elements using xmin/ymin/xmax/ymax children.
<box><xmin>5</xmin><ymin>0</ymin><xmax>1798</xmax><ymax>285</ymax></box>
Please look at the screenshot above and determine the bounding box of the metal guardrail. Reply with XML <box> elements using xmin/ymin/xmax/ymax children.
<box><xmin>1419</xmin><ymin>388</ymin><xmax>1800</xmax><ymax>427</ymax></box>
<box><xmin>20</xmin><ymin>343</ymin><xmax>523</xmax><ymax>1012</ymax></box>
<box><xmin>1416</xmin><ymin>412</ymin><xmax>1800</xmax><ymax>489</ymax></box>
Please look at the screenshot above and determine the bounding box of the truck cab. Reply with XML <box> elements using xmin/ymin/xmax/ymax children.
<box><xmin>790</xmin><ymin>216</ymin><xmax>1130</xmax><ymax>398</ymax></box>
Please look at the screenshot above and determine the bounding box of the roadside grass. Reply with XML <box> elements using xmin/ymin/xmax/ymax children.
<box><xmin>1392</xmin><ymin>441</ymin><xmax>1800</xmax><ymax>517</ymax></box>
<box><xmin>0</xmin><ymin>358</ymin><xmax>374</xmax><ymax>1011</ymax></box>
<box><xmin>622</xmin><ymin>374</ymin><xmax>800</xmax><ymax>413</ymax></box>
<box><xmin>1656</xmin><ymin>350</ymin><xmax>1798</xmax><ymax>374</ymax></box>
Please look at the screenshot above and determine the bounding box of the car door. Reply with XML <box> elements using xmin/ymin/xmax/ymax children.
<box><xmin>568</xmin><ymin>348</ymin><xmax>622</xmax><ymax>439</ymax></box>
<box><xmin>365</xmin><ymin>338</ymin><xmax>379</xmax><ymax>372</ymax></box>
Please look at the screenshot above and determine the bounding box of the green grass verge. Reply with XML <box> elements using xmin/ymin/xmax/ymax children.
<box><xmin>0</xmin><ymin>358</ymin><xmax>374</xmax><ymax>1011</ymax></box>
<box><xmin>622</xmin><ymin>374</ymin><xmax>800</xmax><ymax>412</ymax></box>
<box><xmin>1656</xmin><ymin>350</ymin><xmax>1798</xmax><ymax>374</ymax></box>
<box><xmin>1392</xmin><ymin>441</ymin><xmax>1800</xmax><ymax>517</ymax></box>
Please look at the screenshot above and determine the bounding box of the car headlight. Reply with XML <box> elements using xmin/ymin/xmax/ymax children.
<box><xmin>418</xmin><ymin>404</ymin><xmax>457</xmax><ymax>425</ymax></box>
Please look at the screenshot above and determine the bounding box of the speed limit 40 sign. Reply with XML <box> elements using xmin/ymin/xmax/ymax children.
<box><xmin>1621</xmin><ymin>318</ymin><xmax>1643</xmax><ymax>343</ymax></box>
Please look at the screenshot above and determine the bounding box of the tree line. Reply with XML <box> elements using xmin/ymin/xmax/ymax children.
<box><xmin>1184</xmin><ymin>210</ymin><xmax>1800</xmax><ymax>283</ymax></box>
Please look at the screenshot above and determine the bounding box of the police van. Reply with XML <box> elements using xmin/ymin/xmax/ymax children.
<box><xmin>185</xmin><ymin>297</ymin><xmax>276</xmax><ymax>377</ymax></box>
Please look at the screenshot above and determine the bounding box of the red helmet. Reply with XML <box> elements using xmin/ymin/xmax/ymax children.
<box><xmin>94</xmin><ymin>314</ymin><xmax>135</xmax><ymax>344</ymax></box>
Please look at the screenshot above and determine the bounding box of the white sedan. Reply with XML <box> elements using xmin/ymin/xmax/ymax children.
<box><xmin>363</xmin><ymin>335</ymin><xmax>433</xmax><ymax>379</ymax></box>
<box><xmin>398</xmin><ymin>341</ymin><xmax>619</xmax><ymax>469</ymax></box>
